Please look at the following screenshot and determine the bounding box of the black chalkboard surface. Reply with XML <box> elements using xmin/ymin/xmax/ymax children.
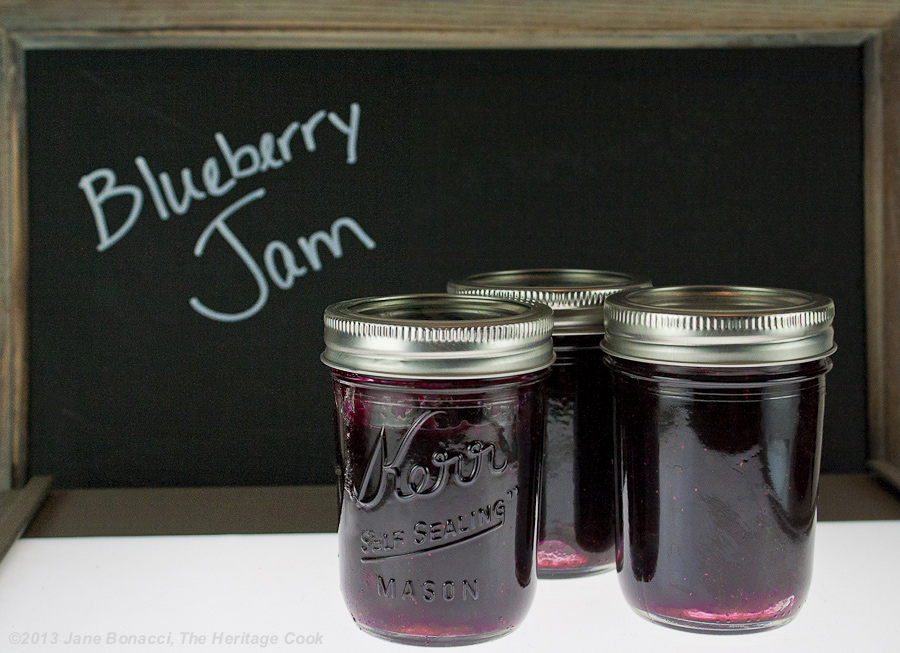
<box><xmin>25</xmin><ymin>47</ymin><xmax>865</xmax><ymax>488</ymax></box>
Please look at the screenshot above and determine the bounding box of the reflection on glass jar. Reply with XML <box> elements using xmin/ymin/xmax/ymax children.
<box><xmin>603</xmin><ymin>286</ymin><xmax>835</xmax><ymax>633</ymax></box>
<box><xmin>322</xmin><ymin>294</ymin><xmax>554</xmax><ymax>646</ymax></box>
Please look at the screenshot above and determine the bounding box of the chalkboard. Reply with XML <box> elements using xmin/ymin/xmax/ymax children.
<box><xmin>24</xmin><ymin>47</ymin><xmax>865</xmax><ymax>488</ymax></box>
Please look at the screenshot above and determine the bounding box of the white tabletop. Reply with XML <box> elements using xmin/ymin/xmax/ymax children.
<box><xmin>0</xmin><ymin>521</ymin><xmax>896</xmax><ymax>652</ymax></box>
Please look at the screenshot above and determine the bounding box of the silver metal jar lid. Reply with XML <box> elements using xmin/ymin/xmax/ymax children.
<box><xmin>447</xmin><ymin>269</ymin><xmax>651</xmax><ymax>335</ymax></box>
<box><xmin>601</xmin><ymin>285</ymin><xmax>836</xmax><ymax>366</ymax></box>
<box><xmin>322</xmin><ymin>293</ymin><xmax>555</xmax><ymax>379</ymax></box>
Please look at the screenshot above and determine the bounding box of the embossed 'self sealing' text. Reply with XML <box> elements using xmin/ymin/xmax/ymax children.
<box><xmin>359</xmin><ymin>496</ymin><xmax>509</xmax><ymax>562</ymax></box>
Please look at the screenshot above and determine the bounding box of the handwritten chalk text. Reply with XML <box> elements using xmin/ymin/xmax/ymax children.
<box><xmin>77</xmin><ymin>103</ymin><xmax>375</xmax><ymax>322</ymax></box>
<box><xmin>190</xmin><ymin>188</ymin><xmax>375</xmax><ymax>323</ymax></box>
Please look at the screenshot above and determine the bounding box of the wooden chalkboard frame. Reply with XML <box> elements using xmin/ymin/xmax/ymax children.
<box><xmin>0</xmin><ymin>1</ymin><xmax>898</xmax><ymax>491</ymax></box>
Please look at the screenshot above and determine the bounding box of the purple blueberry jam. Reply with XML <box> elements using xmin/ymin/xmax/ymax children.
<box><xmin>538</xmin><ymin>334</ymin><xmax>616</xmax><ymax>577</ymax></box>
<box><xmin>332</xmin><ymin>370</ymin><xmax>547</xmax><ymax>646</ymax></box>
<box><xmin>607</xmin><ymin>357</ymin><xmax>831</xmax><ymax>632</ymax></box>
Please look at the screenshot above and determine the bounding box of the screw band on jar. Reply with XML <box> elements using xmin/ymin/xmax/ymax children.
<box><xmin>601</xmin><ymin>285</ymin><xmax>836</xmax><ymax>366</ymax></box>
<box><xmin>448</xmin><ymin>269</ymin><xmax>650</xmax><ymax>335</ymax></box>
<box><xmin>322</xmin><ymin>294</ymin><xmax>555</xmax><ymax>379</ymax></box>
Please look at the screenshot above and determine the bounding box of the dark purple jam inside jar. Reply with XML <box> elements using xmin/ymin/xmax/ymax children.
<box><xmin>333</xmin><ymin>372</ymin><xmax>546</xmax><ymax>644</ymax></box>
<box><xmin>608</xmin><ymin>358</ymin><xmax>830</xmax><ymax>631</ymax></box>
<box><xmin>322</xmin><ymin>294</ymin><xmax>554</xmax><ymax>646</ymax></box>
<box><xmin>538</xmin><ymin>333</ymin><xmax>617</xmax><ymax>575</ymax></box>
<box><xmin>602</xmin><ymin>285</ymin><xmax>836</xmax><ymax>633</ymax></box>
<box><xmin>448</xmin><ymin>269</ymin><xmax>651</xmax><ymax>578</ymax></box>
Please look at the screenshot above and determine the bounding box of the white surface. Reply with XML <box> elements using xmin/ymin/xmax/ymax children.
<box><xmin>0</xmin><ymin>521</ymin><xmax>896</xmax><ymax>652</ymax></box>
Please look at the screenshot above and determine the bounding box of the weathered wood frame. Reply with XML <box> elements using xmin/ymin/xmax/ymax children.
<box><xmin>1</xmin><ymin>1</ymin><xmax>898</xmax><ymax>490</ymax></box>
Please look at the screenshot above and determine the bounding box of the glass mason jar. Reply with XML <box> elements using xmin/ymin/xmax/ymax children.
<box><xmin>448</xmin><ymin>270</ymin><xmax>650</xmax><ymax>578</ymax></box>
<box><xmin>602</xmin><ymin>286</ymin><xmax>835</xmax><ymax>633</ymax></box>
<box><xmin>322</xmin><ymin>294</ymin><xmax>554</xmax><ymax>646</ymax></box>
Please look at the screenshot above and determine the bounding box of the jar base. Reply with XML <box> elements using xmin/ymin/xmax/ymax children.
<box><xmin>629</xmin><ymin>605</ymin><xmax>799</xmax><ymax>634</ymax></box>
<box><xmin>356</xmin><ymin>622</ymin><xmax>518</xmax><ymax>647</ymax></box>
<box><xmin>537</xmin><ymin>562</ymin><xmax>615</xmax><ymax>579</ymax></box>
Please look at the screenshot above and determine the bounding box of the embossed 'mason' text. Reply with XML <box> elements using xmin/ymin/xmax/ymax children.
<box><xmin>377</xmin><ymin>577</ymin><xmax>478</xmax><ymax>602</ymax></box>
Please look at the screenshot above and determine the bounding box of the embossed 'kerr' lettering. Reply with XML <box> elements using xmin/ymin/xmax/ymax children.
<box><xmin>354</xmin><ymin>411</ymin><xmax>508</xmax><ymax>509</ymax></box>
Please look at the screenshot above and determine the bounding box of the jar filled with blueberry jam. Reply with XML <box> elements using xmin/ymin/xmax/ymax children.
<box><xmin>602</xmin><ymin>286</ymin><xmax>835</xmax><ymax>633</ymax></box>
<box><xmin>322</xmin><ymin>294</ymin><xmax>554</xmax><ymax>646</ymax></box>
<box><xmin>449</xmin><ymin>270</ymin><xmax>650</xmax><ymax>578</ymax></box>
